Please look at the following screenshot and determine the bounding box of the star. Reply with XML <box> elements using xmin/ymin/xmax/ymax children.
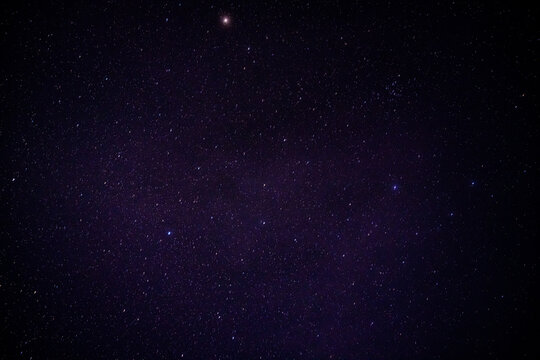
<box><xmin>221</xmin><ymin>16</ymin><xmax>231</xmax><ymax>26</ymax></box>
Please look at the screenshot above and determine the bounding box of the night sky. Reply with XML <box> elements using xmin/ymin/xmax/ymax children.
<box><xmin>1</xmin><ymin>1</ymin><xmax>538</xmax><ymax>359</ymax></box>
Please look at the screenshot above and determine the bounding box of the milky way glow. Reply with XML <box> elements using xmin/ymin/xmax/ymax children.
<box><xmin>1</xmin><ymin>1</ymin><xmax>537</xmax><ymax>359</ymax></box>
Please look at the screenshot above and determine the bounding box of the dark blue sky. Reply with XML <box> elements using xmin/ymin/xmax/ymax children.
<box><xmin>1</xmin><ymin>1</ymin><xmax>538</xmax><ymax>359</ymax></box>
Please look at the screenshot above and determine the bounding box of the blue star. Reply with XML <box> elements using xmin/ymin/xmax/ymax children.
<box><xmin>392</xmin><ymin>185</ymin><xmax>398</xmax><ymax>191</ymax></box>
<box><xmin>167</xmin><ymin>231</ymin><xmax>172</xmax><ymax>236</ymax></box>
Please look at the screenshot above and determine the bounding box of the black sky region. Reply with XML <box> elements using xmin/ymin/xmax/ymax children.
<box><xmin>1</xmin><ymin>1</ymin><xmax>538</xmax><ymax>359</ymax></box>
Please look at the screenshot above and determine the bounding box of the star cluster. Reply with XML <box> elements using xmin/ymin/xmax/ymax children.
<box><xmin>1</xmin><ymin>1</ymin><xmax>538</xmax><ymax>359</ymax></box>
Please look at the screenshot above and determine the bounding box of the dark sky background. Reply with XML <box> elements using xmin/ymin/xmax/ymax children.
<box><xmin>1</xmin><ymin>1</ymin><xmax>538</xmax><ymax>359</ymax></box>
